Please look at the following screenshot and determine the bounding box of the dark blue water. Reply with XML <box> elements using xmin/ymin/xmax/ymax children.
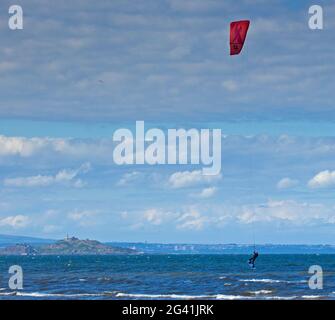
<box><xmin>0</xmin><ymin>255</ymin><xmax>334</xmax><ymax>300</ymax></box>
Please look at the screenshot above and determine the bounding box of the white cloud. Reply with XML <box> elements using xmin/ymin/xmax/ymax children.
<box><xmin>117</xmin><ymin>171</ymin><xmax>141</xmax><ymax>186</ymax></box>
<box><xmin>68</xmin><ymin>209</ymin><xmax>98</xmax><ymax>221</ymax></box>
<box><xmin>308</xmin><ymin>170</ymin><xmax>335</xmax><ymax>189</ymax></box>
<box><xmin>139</xmin><ymin>207</ymin><xmax>208</xmax><ymax>230</ymax></box>
<box><xmin>0</xmin><ymin>135</ymin><xmax>51</xmax><ymax>157</ymax></box>
<box><xmin>143</xmin><ymin>209</ymin><xmax>177</xmax><ymax>225</ymax></box>
<box><xmin>3</xmin><ymin>162</ymin><xmax>90</xmax><ymax>188</ymax></box>
<box><xmin>0</xmin><ymin>215</ymin><xmax>29</xmax><ymax>228</ymax></box>
<box><xmin>277</xmin><ymin>177</ymin><xmax>299</xmax><ymax>190</ymax></box>
<box><xmin>134</xmin><ymin>197</ymin><xmax>335</xmax><ymax>232</ymax></box>
<box><xmin>176</xmin><ymin>208</ymin><xmax>207</xmax><ymax>230</ymax></box>
<box><xmin>4</xmin><ymin>175</ymin><xmax>54</xmax><ymax>187</ymax></box>
<box><xmin>169</xmin><ymin>170</ymin><xmax>221</xmax><ymax>188</ymax></box>
<box><xmin>194</xmin><ymin>187</ymin><xmax>218</xmax><ymax>198</ymax></box>
<box><xmin>0</xmin><ymin>135</ymin><xmax>116</xmax><ymax>161</ymax></box>
<box><xmin>0</xmin><ymin>135</ymin><xmax>83</xmax><ymax>158</ymax></box>
<box><xmin>237</xmin><ymin>200</ymin><xmax>331</xmax><ymax>225</ymax></box>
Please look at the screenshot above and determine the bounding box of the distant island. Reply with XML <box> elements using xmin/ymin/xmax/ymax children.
<box><xmin>0</xmin><ymin>236</ymin><xmax>138</xmax><ymax>256</ymax></box>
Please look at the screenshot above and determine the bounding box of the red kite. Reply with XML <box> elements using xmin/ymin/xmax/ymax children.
<box><xmin>230</xmin><ymin>20</ymin><xmax>250</xmax><ymax>55</ymax></box>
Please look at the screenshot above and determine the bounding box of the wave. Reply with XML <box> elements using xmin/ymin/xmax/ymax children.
<box><xmin>301</xmin><ymin>295</ymin><xmax>324</xmax><ymax>300</ymax></box>
<box><xmin>0</xmin><ymin>291</ymin><xmax>324</xmax><ymax>300</ymax></box>
<box><xmin>0</xmin><ymin>291</ymin><xmax>252</xmax><ymax>300</ymax></box>
<box><xmin>116</xmin><ymin>293</ymin><xmax>309</xmax><ymax>300</ymax></box>
<box><xmin>17</xmin><ymin>292</ymin><xmax>101</xmax><ymax>298</ymax></box>
<box><xmin>0</xmin><ymin>291</ymin><xmax>104</xmax><ymax>298</ymax></box>
<box><xmin>0</xmin><ymin>291</ymin><xmax>249</xmax><ymax>300</ymax></box>
<box><xmin>239</xmin><ymin>279</ymin><xmax>282</xmax><ymax>283</ymax></box>
<box><xmin>216</xmin><ymin>294</ymin><xmax>252</xmax><ymax>300</ymax></box>
<box><xmin>240</xmin><ymin>278</ymin><xmax>306</xmax><ymax>284</ymax></box>
<box><xmin>289</xmin><ymin>280</ymin><xmax>308</xmax><ymax>284</ymax></box>
<box><xmin>115</xmin><ymin>293</ymin><xmax>216</xmax><ymax>299</ymax></box>
<box><xmin>0</xmin><ymin>292</ymin><xmax>17</xmax><ymax>296</ymax></box>
<box><xmin>117</xmin><ymin>293</ymin><xmax>261</xmax><ymax>300</ymax></box>
<box><xmin>265</xmin><ymin>296</ymin><xmax>298</xmax><ymax>300</ymax></box>
<box><xmin>248</xmin><ymin>290</ymin><xmax>272</xmax><ymax>295</ymax></box>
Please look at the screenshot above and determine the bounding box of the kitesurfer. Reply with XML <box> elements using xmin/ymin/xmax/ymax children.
<box><xmin>248</xmin><ymin>250</ymin><xmax>259</xmax><ymax>268</ymax></box>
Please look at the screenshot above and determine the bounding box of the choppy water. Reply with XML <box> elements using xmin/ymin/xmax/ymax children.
<box><xmin>0</xmin><ymin>254</ymin><xmax>334</xmax><ymax>300</ymax></box>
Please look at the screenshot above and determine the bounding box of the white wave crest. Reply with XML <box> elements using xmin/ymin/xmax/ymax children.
<box><xmin>116</xmin><ymin>293</ymin><xmax>215</xmax><ymax>299</ymax></box>
<box><xmin>249</xmin><ymin>290</ymin><xmax>272</xmax><ymax>295</ymax></box>
<box><xmin>239</xmin><ymin>279</ymin><xmax>283</xmax><ymax>283</ymax></box>
<box><xmin>301</xmin><ymin>295</ymin><xmax>323</xmax><ymax>299</ymax></box>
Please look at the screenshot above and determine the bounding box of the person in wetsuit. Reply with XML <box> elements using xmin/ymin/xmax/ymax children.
<box><xmin>248</xmin><ymin>251</ymin><xmax>259</xmax><ymax>268</ymax></box>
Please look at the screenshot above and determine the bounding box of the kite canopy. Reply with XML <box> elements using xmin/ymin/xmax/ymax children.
<box><xmin>230</xmin><ymin>20</ymin><xmax>250</xmax><ymax>55</ymax></box>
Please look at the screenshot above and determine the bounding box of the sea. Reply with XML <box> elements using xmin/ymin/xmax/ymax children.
<box><xmin>0</xmin><ymin>254</ymin><xmax>334</xmax><ymax>300</ymax></box>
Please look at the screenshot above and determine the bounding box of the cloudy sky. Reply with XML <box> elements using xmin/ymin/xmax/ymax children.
<box><xmin>0</xmin><ymin>0</ymin><xmax>335</xmax><ymax>244</ymax></box>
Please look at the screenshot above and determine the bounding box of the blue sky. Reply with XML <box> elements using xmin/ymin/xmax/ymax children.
<box><xmin>0</xmin><ymin>0</ymin><xmax>335</xmax><ymax>244</ymax></box>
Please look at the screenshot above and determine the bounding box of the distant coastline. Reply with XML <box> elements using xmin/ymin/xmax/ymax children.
<box><xmin>1</xmin><ymin>234</ymin><xmax>335</xmax><ymax>255</ymax></box>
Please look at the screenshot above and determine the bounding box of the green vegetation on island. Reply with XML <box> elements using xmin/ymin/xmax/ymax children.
<box><xmin>0</xmin><ymin>237</ymin><xmax>138</xmax><ymax>256</ymax></box>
